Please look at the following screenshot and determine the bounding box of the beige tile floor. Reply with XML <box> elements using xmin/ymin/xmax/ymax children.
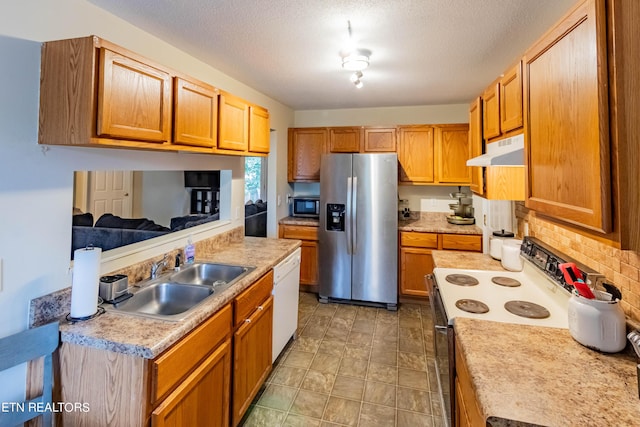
<box><xmin>241</xmin><ymin>292</ymin><xmax>446</xmax><ymax>427</ymax></box>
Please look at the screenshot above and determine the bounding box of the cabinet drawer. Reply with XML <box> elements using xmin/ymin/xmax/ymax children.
<box><xmin>441</xmin><ymin>234</ymin><xmax>482</xmax><ymax>252</ymax></box>
<box><xmin>151</xmin><ymin>304</ymin><xmax>232</xmax><ymax>404</ymax></box>
<box><xmin>399</xmin><ymin>231</ymin><xmax>438</xmax><ymax>248</ymax></box>
<box><xmin>281</xmin><ymin>225</ymin><xmax>319</xmax><ymax>241</ymax></box>
<box><xmin>234</xmin><ymin>270</ymin><xmax>274</xmax><ymax>326</ymax></box>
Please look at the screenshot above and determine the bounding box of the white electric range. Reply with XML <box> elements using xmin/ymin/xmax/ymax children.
<box><xmin>427</xmin><ymin>236</ymin><xmax>605</xmax><ymax>427</ymax></box>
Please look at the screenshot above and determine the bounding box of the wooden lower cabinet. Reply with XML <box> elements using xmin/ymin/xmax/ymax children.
<box><xmin>399</xmin><ymin>231</ymin><xmax>482</xmax><ymax>298</ymax></box>
<box><xmin>152</xmin><ymin>339</ymin><xmax>231</xmax><ymax>427</ymax></box>
<box><xmin>232</xmin><ymin>277</ymin><xmax>274</xmax><ymax>426</ymax></box>
<box><xmin>455</xmin><ymin>340</ymin><xmax>484</xmax><ymax>426</ymax></box>
<box><xmin>279</xmin><ymin>224</ymin><xmax>319</xmax><ymax>292</ymax></box>
<box><xmin>400</xmin><ymin>246</ymin><xmax>434</xmax><ymax>297</ymax></box>
<box><xmin>55</xmin><ymin>270</ymin><xmax>278</xmax><ymax>427</ymax></box>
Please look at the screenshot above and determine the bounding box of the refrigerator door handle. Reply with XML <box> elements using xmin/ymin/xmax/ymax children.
<box><xmin>352</xmin><ymin>176</ymin><xmax>357</xmax><ymax>254</ymax></box>
<box><xmin>346</xmin><ymin>176</ymin><xmax>353</xmax><ymax>254</ymax></box>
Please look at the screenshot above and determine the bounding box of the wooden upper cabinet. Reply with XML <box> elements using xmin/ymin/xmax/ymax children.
<box><xmin>398</xmin><ymin>126</ymin><xmax>435</xmax><ymax>184</ymax></box>
<box><xmin>173</xmin><ymin>77</ymin><xmax>218</xmax><ymax>147</ymax></box>
<box><xmin>40</xmin><ymin>36</ymin><xmax>175</xmax><ymax>148</ymax></box>
<box><xmin>329</xmin><ymin>127</ymin><xmax>361</xmax><ymax>152</ymax></box>
<box><xmin>435</xmin><ymin>124</ymin><xmax>471</xmax><ymax>184</ymax></box>
<box><xmin>39</xmin><ymin>36</ymin><xmax>270</xmax><ymax>156</ymax></box>
<box><xmin>468</xmin><ymin>98</ymin><xmax>484</xmax><ymax>196</ymax></box>
<box><xmin>524</xmin><ymin>0</ymin><xmax>611</xmax><ymax>233</ymax></box>
<box><xmin>482</xmin><ymin>62</ymin><xmax>523</xmax><ymax>142</ymax></box>
<box><xmin>363</xmin><ymin>127</ymin><xmax>397</xmax><ymax>152</ymax></box>
<box><xmin>97</xmin><ymin>48</ymin><xmax>172</xmax><ymax>143</ymax></box>
<box><xmin>288</xmin><ymin>128</ymin><xmax>327</xmax><ymax>182</ymax></box>
<box><xmin>500</xmin><ymin>61</ymin><xmax>523</xmax><ymax>133</ymax></box>
<box><xmin>218</xmin><ymin>92</ymin><xmax>249</xmax><ymax>151</ymax></box>
<box><xmin>482</xmin><ymin>80</ymin><xmax>501</xmax><ymax>140</ymax></box>
<box><xmin>249</xmin><ymin>106</ymin><xmax>270</xmax><ymax>154</ymax></box>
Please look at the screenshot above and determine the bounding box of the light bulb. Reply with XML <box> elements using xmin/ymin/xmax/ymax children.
<box><xmin>354</xmin><ymin>79</ymin><xmax>363</xmax><ymax>89</ymax></box>
<box><xmin>350</xmin><ymin>71</ymin><xmax>363</xmax><ymax>83</ymax></box>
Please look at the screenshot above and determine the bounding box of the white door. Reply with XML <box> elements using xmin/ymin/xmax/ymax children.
<box><xmin>87</xmin><ymin>171</ymin><xmax>133</xmax><ymax>219</ymax></box>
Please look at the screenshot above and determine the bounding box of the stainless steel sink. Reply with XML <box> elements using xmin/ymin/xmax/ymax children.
<box><xmin>104</xmin><ymin>281</ymin><xmax>214</xmax><ymax>321</ymax></box>
<box><xmin>170</xmin><ymin>262</ymin><xmax>255</xmax><ymax>288</ymax></box>
<box><xmin>102</xmin><ymin>262</ymin><xmax>255</xmax><ymax>321</ymax></box>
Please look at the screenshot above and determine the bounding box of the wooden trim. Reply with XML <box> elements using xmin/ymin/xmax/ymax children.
<box><xmin>58</xmin><ymin>343</ymin><xmax>149</xmax><ymax>426</ymax></box>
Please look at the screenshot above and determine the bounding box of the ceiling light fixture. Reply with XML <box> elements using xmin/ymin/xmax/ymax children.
<box><xmin>340</xmin><ymin>21</ymin><xmax>371</xmax><ymax>73</ymax></box>
<box><xmin>342</xmin><ymin>48</ymin><xmax>371</xmax><ymax>71</ymax></box>
<box><xmin>350</xmin><ymin>71</ymin><xmax>364</xmax><ymax>88</ymax></box>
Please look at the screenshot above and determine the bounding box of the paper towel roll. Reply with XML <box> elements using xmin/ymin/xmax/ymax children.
<box><xmin>70</xmin><ymin>247</ymin><xmax>102</xmax><ymax>318</ymax></box>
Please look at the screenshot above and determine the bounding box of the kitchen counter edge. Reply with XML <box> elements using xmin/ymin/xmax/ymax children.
<box><xmin>58</xmin><ymin>237</ymin><xmax>301</xmax><ymax>359</ymax></box>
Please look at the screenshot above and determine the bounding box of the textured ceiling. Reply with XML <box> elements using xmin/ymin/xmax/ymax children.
<box><xmin>87</xmin><ymin>0</ymin><xmax>576</xmax><ymax>110</ymax></box>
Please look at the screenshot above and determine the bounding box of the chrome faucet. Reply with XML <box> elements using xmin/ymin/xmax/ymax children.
<box><xmin>150</xmin><ymin>254</ymin><xmax>169</xmax><ymax>279</ymax></box>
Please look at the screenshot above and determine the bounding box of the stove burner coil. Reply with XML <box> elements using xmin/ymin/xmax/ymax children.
<box><xmin>445</xmin><ymin>274</ymin><xmax>479</xmax><ymax>286</ymax></box>
<box><xmin>504</xmin><ymin>300</ymin><xmax>550</xmax><ymax>319</ymax></box>
<box><xmin>491</xmin><ymin>276</ymin><xmax>522</xmax><ymax>287</ymax></box>
<box><xmin>455</xmin><ymin>299</ymin><xmax>489</xmax><ymax>314</ymax></box>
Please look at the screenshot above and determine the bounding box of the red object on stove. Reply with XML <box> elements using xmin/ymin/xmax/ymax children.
<box><xmin>559</xmin><ymin>263</ymin><xmax>595</xmax><ymax>299</ymax></box>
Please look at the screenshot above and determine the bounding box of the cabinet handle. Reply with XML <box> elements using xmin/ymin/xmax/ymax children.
<box><xmin>257</xmin><ymin>305</ymin><xmax>263</xmax><ymax>311</ymax></box>
<box><xmin>244</xmin><ymin>318</ymin><xmax>251</xmax><ymax>324</ymax></box>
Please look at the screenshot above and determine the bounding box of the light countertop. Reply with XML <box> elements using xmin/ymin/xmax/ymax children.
<box><xmin>57</xmin><ymin>237</ymin><xmax>301</xmax><ymax>359</ymax></box>
<box><xmin>455</xmin><ymin>318</ymin><xmax>640</xmax><ymax>426</ymax></box>
<box><xmin>398</xmin><ymin>212</ymin><xmax>482</xmax><ymax>235</ymax></box>
<box><xmin>280</xmin><ymin>211</ymin><xmax>483</xmax><ymax>235</ymax></box>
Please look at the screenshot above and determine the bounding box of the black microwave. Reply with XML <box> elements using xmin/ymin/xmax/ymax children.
<box><xmin>292</xmin><ymin>197</ymin><xmax>320</xmax><ymax>218</ymax></box>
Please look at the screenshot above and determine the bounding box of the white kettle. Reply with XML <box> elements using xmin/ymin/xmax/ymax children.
<box><xmin>567</xmin><ymin>292</ymin><xmax>626</xmax><ymax>353</ymax></box>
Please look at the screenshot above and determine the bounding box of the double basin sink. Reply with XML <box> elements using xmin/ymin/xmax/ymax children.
<box><xmin>103</xmin><ymin>262</ymin><xmax>255</xmax><ymax>321</ymax></box>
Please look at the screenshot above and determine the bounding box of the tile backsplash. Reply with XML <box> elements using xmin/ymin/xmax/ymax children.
<box><xmin>515</xmin><ymin>203</ymin><xmax>640</xmax><ymax>325</ymax></box>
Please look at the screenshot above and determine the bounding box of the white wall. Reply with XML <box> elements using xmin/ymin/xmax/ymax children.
<box><xmin>0</xmin><ymin>0</ymin><xmax>293</xmax><ymax>402</ymax></box>
<box><xmin>294</xmin><ymin>104</ymin><xmax>468</xmax><ymax>127</ymax></box>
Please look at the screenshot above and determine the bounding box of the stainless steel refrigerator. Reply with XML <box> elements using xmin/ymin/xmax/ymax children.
<box><xmin>318</xmin><ymin>153</ymin><xmax>398</xmax><ymax>310</ymax></box>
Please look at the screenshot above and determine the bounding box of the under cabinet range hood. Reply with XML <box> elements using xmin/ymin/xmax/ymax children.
<box><xmin>467</xmin><ymin>134</ymin><xmax>524</xmax><ymax>166</ymax></box>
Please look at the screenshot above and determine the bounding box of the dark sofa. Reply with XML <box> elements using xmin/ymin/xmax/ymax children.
<box><xmin>245</xmin><ymin>200</ymin><xmax>267</xmax><ymax>237</ymax></box>
<box><xmin>71</xmin><ymin>212</ymin><xmax>220</xmax><ymax>257</ymax></box>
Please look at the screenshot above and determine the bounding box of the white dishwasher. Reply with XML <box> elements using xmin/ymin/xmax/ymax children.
<box><xmin>272</xmin><ymin>247</ymin><xmax>301</xmax><ymax>362</ymax></box>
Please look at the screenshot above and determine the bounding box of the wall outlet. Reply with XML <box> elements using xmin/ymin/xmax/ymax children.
<box><xmin>277</xmin><ymin>194</ymin><xmax>282</xmax><ymax>206</ymax></box>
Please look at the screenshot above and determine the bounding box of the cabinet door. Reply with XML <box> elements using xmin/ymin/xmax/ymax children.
<box><xmin>329</xmin><ymin>127</ymin><xmax>361</xmax><ymax>152</ymax></box>
<box><xmin>482</xmin><ymin>80</ymin><xmax>501</xmax><ymax>140</ymax></box>
<box><xmin>233</xmin><ymin>295</ymin><xmax>273</xmax><ymax>426</ymax></box>
<box><xmin>399</xmin><ymin>247</ymin><xmax>433</xmax><ymax>297</ymax></box>
<box><xmin>300</xmin><ymin>240</ymin><xmax>319</xmax><ymax>287</ymax></box>
<box><xmin>500</xmin><ymin>61</ymin><xmax>523</xmax><ymax>133</ymax></box>
<box><xmin>218</xmin><ymin>92</ymin><xmax>249</xmax><ymax>151</ymax></box>
<box><xmin>173</xmin><ymin>77</ymin><xmax>218</xmax><ymax>147</ymax></box>
<box><xmin>524</xmin><ymin>0</ymin><xmax>611</xmax><ymax>233</ymax></box>
<box><xmin>398</xmin><ymin>126</ymin><xmax>434</xmax><ymax>184</ymax></box>
<box><xmin>363</xmin><ymin>127</ymin><xmax>397</xmax><ymax>152</ymax></box>
<box><xmin>152</xmin><ymin>339</ymin><xmax>231</xmax><ymax>427</ymax></box>
<box><xmin>468</xmin><ymin>98</ymin><xmax>484</xmax><ymax>195</ymax></box>
<box><xmin>97</xmin><ymin>48</ymin><xmax>172</xmax><ymax>142</ymax></box>
<box><xmin>435</xmin><ymin>125</ymin><xmax>471</xmax><ymax>184</ymax></box>
<box><xmin>288</xmin><ymin>128</ymin><xmax>327</xmax><ymax>182</ymax></box>
<box><xmin>249</xmin><ymin>106</ymin><xmax>270</xmax><ymax>153</ymax></box>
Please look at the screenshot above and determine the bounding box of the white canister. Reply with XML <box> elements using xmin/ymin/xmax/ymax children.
<box><xmin>567</xmin><ymin>292</ymin><xmax>626</xmax><ymax>353</ymax></box>
<box><xmin>490</xmin><ymin>229</ymin><xmax>515</xmax><ymax>260</ymax></box>
<box><xmin>501</xmin><ymin>239</ymin><xmax>523</xmax><ymax>271</ymax></box>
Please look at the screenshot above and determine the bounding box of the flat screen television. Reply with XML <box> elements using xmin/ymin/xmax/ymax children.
<box><xmin>184</xmin><ymin>171</ymin><xmax>220</xmax><ymax>188</ymax></box>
